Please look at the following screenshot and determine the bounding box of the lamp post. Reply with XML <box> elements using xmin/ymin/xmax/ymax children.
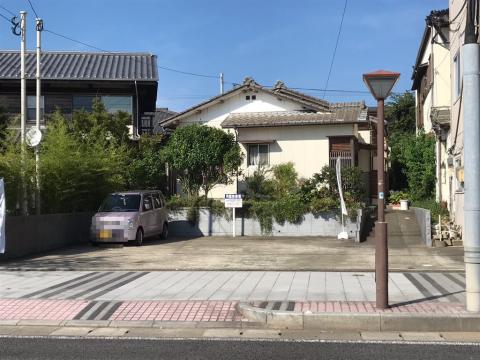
<box><xmin>363</xmin><ymin>70</ymin><xmax>400</xmax><ymax>309</ymax></box>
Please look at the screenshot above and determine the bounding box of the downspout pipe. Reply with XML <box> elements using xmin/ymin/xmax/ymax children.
<box><xmin>463</xmin><ymin>0</ymin><xmax>480</xmax><ymax>312</ymax></box>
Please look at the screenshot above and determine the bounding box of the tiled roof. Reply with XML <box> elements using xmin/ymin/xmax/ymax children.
<box><xmin>0</xmin><ymin>51</ymin><xmax>158</xmax><ymax>81</ymax></box>
<box><xmin>221</xmin><ymin>107</ymin><xmax>367</xmax><ymax>129</ymax></box>
<box><xmin>160</xmin><ymin>77</ymin><xmax>332</xmax><ymax>128</ymax></box>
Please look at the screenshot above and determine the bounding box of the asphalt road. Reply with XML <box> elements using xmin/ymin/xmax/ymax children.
<box><xmin>0</xmin><ymin>337</ymin><xmax>479</xmax><ymax>360</ymax></box>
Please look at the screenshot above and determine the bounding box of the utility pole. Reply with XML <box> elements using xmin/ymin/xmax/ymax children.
<box><xmin>20</xmin><ymin>11</ymin><xmax>27</xmax><ymax>216</ymax></box>
<box><xmin>35</xmin><ymin>18</ymin><xmax>43</xmax><ymax>215</ymax></box>
<box><xmin>220</xmin><ymin>73</ymin><xmax>224</xmax><ymax>94</ymax></box>
<box><xmin>463</xmin><ymin>0</ymin><xmax>480</xmax><ymax>312</ymax></box>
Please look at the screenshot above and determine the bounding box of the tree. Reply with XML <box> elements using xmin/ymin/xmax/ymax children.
<box><xmin>386</xmin><ymin>91</ymin><xmax>417</xmax><ymax>192</ymax></box>
<box><xmin>164</xmin><ymin>124</ymin><xmax>243</xmax><ymax>197</ymax></box>
<box><xmin>40</xmin><ymin>111</ymin><xmax>128</xmax><ymax>213</ymax></box>
<box><xmin>395</xmin><ymin>132</ymin><xmax>436</xmax><ymax>200</ymax></box>
<box><xmin>72</xmin><ymin>98</ymin><xmax>131</xmax><ymax>144</ymax></box>
<box><xmin>125</xmin><ymin>134</ymin><xmax>167</xmax><ymax>190</ymax></box>
<box><xmin>386</xmin><ymin>91</ymin><xmax>416</xmax><ymax>135</ymax></box>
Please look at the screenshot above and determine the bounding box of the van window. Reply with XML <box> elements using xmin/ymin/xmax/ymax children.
<box><xmin>142</xmin><ymin>195</ymin><xmax>153</xmax><ymax>211</ymax></box>
<box><xmin>152</xmin><ymin>193</ymin><xmax>162</xmax><ymax>209</ymax></box>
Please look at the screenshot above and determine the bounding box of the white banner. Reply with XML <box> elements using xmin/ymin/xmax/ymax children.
<box><xmin>0</xmin><ymin>178</ymin><xmax>5</xmax><ymax>253</ymax></box>
<box><xmin>336</xmin><ymin>158</ymin><xmax>348</xmax><ymax>216</ymax></box>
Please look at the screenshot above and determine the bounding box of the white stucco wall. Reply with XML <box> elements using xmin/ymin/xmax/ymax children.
<box><xmin>179</xmin><ymin>91</ymin><xmax>306</xmax><ymax>129</ymax></box>
<box><xmin>173</xmin><ymin>89</ymin><xmax>366</xmax><ymax>199</ymax></box>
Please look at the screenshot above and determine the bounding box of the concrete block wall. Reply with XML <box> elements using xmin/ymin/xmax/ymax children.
<box><xmin>0</xmin><ymin>212</ymin><xmax>94</xmax><ymax>261</ymax></box>
<box><xmin>168</xmin><ymin>208</ymin><xmax>365</xmax><ymax>241</ymax></box>
<box><xmin>411</xmin><ymin>207</ymin><xmax>432</xmax><ymax>247</ymax></box>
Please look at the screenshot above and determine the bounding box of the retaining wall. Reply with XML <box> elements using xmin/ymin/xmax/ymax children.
<box><xmin>0</xmin><ymin>212</ymin><xmax>94</xmax><ymax>261</ymax></box>
<box><xmin>169</xmin><ymin>208</ymin><xmax>365</xmax><ymax>241</ymax></box>
<box><xmin>411</xmin><ymin>207</ymin><xmax>432</xmax><ymax>247</ymax></box>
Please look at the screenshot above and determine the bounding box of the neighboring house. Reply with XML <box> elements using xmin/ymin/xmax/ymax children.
<box><xmin>0</xmin><ymin>50</ymin><xmax>158</xmax><ymax>136</ymax></box>
<box><xmin>447</xmin><ymin>0</ymin><xmax>480</xmax><ymax>232</ymax></box>
<box><xmin>411</xmin><ymin>10</ymin><xmax>452</xmax><ymax>212</ymax></box>
<box><xmin>154</xmin><ymin>107</ymin><xmax>176</xmax><ymax>135</ymax></box>
<box><xmin>161</xmin><ymin>77</ymin><xmax>376</xmax><ymax>199</ymax></box>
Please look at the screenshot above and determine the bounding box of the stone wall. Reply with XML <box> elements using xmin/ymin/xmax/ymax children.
<box><xmin>169</xmin><ymin>208</ymin><xmax>365</xmax><ymax>241</ymax></box>
<box><xmin>0</xmin><ymin>212</ymin><xmax>94</xmax><ymax>261</ymax></box>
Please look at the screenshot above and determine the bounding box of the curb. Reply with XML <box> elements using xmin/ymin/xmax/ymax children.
<box><xmin>0</xmin><ymin>319</ymin><xmax>265</xmax><ymax>330</ymax></box>
<box><xmin>236</xmin><ymin>302</ymin><xmax>480</xmax><ymax>332</ymax></box>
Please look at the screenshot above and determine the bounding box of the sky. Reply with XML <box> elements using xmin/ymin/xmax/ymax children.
<box><xmin>0</xmin><ymin>0</ymin><xmax>447</xmax><ymax>111</ymax></box>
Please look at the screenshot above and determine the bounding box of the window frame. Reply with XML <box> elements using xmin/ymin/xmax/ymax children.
<box><xmin>247</xmin><ymin>143</ymin><xmax>269</xmax><ymax>166</ymax></box>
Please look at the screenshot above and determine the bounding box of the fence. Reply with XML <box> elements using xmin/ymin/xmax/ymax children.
<box><xmin>0</xmin><ymin>212</ymin><xmax>93</xmax><ymax>261</ymax></box>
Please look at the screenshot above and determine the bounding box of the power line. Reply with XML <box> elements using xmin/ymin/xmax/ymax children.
<box><xmin>0</xmin><ymin>11</ymin><xmax>10</xmax><ymax>22</ymax></box>
<box><xmin>44</xmin><ymin>29</ymin><xmax>221</xmax><ymax>79</ymax></box>
<box><xmin>322</xmin><ymin>0</ymin><xmax>348</xmax><ymax>99</ymax></box>
<box><xmin>157</xmin><ymin>65</ymin><xmax>218</xmax><ymax>79</ymax></box>
<box><xmin>291</xmin><ymin>87</ymin><xmax>369</xmax><ymax>94</ymax></box>
<box><xmin>0</xmin><ymin>4</ymin><xmax>15</xmax><ymax>16</ymax></box>
<box><xmin>44</xmin><ymin>29</ymin><xmax>108</xmax><ymax>52</ymax></box>
<box><xmin>25</xmin><ymin>0</ymin><xmax>39</xmax><ymax>18</ymax></box>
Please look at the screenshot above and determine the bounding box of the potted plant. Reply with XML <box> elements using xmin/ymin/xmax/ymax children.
<box><xmin>389</xmin><ymin>191</ymin><xmax>409</xmax><ymax>210</ymax></box>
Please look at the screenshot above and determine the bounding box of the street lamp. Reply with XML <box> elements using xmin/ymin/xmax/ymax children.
<box><xmin>363</xmin><ymin>70</ymin><xmax>400</xmax><ymax>309</ymax></box>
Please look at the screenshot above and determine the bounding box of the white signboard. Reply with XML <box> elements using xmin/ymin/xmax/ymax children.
<box><xmin>0</xmin><ymin>178</ymin><xmax>5</xmax><ymax>253</ymax></box>
<box><xmin>224</xmin><ymin>194</ymin><xmax>243</xmax><ymax>208</ymax></box>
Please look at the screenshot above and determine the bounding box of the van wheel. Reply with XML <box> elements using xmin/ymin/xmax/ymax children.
<box><xmin>160</xmin><ymin>223</ymin><xmax>168</xmax><ymax>239</ymax></box>
<box><xmin>135</xmin><ymin>228</ymin><xmax>144</xmax><ymax>246</ymax></box>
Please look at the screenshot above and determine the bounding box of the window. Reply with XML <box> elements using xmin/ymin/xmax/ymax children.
<box><xmin>73</xmin><ymin>95</ymin><xmax>133</xmax><ymax>114</ymax></box>
<box><xmin>73</xmin><ymin>96</ymin><xmax>95</xmax><ymax>112</ymax></box>
<box><xmin>102</xmin><ymin>96</ymin><xmax>133</xmax><ymax>114</ymax></box>
<box><xmin>142</xmin><ymin>194</ymin><xmax>153</xmax><ymax>211</ymax></box>
<box><xmin>152</xmin><ymin>193</ymin><xmax>162</xmax><ymax>209</ymax></box>
<box><xmin>248</xmin><ymin>144</ymin><xmax>269</xmax><ymax>166</ymax></box>
<box><xmin>454</xmin><ymin>51</ymin><xmax>461</xmax><ymax>99</ymax></box>
<box><xmin>245</xmin><ymin>95</ymin><xmax>256</xmax><ymax>101</ymax></box>
<box><xmin>251</xmin><ymin>95</ymin><xmax>256</xmax><ymax>100</ymax></box>
<box><xmin>245</xmin><ymin>95</ymin><xmax>250</xmax><ymax>100</ymax></box>
<box><xmin>99</xmin><ymin>194</ymin><xmax>141</xmax><ymax>212</ymax></box>
<box><xmin>27</xmin><ymin>96</ymin><xmax>44</xmax><ymax>123</ymax></box>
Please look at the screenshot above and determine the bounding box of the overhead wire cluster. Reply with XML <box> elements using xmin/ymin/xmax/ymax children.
<box><xmin>0</xmin><ymin>0</ymin><xmax>370</xmax><ymax>101</ymax></box>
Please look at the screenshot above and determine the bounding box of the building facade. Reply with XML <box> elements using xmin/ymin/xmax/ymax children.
<box><xmin>161</xmin><ymin>77</ymin><xmax>376</xmax><ymax>200</ymax></box>
<box><xmin>412</xmin><ymin>9</ymin><xmax>453</xmax><ymax>215</ymax></box>
<box><xmin>0</xmin><ymin>51</ymin><xmax>158</xmax><ymax>136</ymax></box>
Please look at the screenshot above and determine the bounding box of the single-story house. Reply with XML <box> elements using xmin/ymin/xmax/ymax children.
<box><xmin>161</xmin><ymin>77</ymin><xmax>377</xmax><ymax>199</ymax></box>
<box><xmin>0</xmin><ymin>50</ymin><xmax>158</xmax><ymax>136</ymax></box>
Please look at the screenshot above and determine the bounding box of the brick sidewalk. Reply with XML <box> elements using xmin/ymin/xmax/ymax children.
<box><xmin>0</xmin><ymin>299</ymin><xmax>468</xmax><ymax>324</ymax></box>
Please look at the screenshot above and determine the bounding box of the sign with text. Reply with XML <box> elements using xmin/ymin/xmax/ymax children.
<box><xmin>224</xmin><ymin>194</ymin><xmax>243</xmax><ymax>208</ymax></box>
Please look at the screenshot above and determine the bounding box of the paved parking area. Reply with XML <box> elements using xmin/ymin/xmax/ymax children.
<box><xmin>0</xmin><ymin>236</ymin><xmax>464</xmax><ymax>271</ymax></box>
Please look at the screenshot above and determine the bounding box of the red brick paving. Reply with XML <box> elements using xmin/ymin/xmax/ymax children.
<box><xmin>0</xmin><ymin>299</ymin><xmax>468</xmax><ymax>322</ymax></box>
<box><xmin>0</xmin><ymin>299</ymin><xmax>89</xmax><ymax>320</ymax></box>
<box><xmin>110</xmin><ymin>301</ymin><xmax>243</xmax><ymax>322</ymax></box>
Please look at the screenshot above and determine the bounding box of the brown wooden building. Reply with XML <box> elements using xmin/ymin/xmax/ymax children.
<box><xmin>0</xmin><ymin>51</ymin><xmax>158</xmax><ymax>135</ymax></box>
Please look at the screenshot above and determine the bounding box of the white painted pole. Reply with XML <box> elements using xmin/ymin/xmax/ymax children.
<box><xmin>20</xmin><ymin>11</ymin><xmax>27</xmax><ymax>215</ymax></box>
<box><xmin>232</xmin><ymin>207</ymin><xmax>236</xmax><ymax>238</ymax></box>
<box><xmin>35</xmin><ymin>18</ymin><xmax>42</xmax><ymax>215</ymax></box>
<box><xmin>463</xmin><ymin>42</ymin><xmax>480</xmax><ymax>312</ymax></box>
